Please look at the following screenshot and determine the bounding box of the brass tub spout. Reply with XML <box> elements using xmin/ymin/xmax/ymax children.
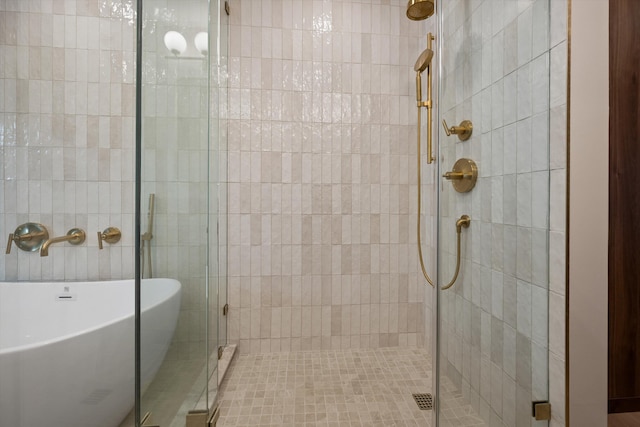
<box><xmin>40</xmin><ymin>228</ymin><xmax>86</xmax><ymax>256</ymax></box>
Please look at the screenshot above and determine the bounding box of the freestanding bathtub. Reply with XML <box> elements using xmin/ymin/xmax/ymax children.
<box><xmin>0</xmin><ymin>278</ymin><xmax>181</xmax><ymax>427</ymax></box>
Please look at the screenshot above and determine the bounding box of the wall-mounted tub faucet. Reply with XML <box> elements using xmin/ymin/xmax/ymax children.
<box><xmin>40</xmin><ymin>228</ymin><xmax>86</xmax><ymax>256</ymax></box>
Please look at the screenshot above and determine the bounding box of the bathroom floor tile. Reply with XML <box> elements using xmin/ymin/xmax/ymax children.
<box><xmin>216</xmin><ymin>347</ymin><xmax>485</xmax><ymax>427</ymax></box>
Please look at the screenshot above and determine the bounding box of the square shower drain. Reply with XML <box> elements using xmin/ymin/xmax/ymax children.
<box><xmin>412</xmin><ymin>393</ymin><xmax>433</xmax><ymax>410</ymax></box>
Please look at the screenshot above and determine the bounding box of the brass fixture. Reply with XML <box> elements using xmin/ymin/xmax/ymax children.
<box><xmin>443</xmin><ymin>158</ymin><xmax>478</xmax><ymax>193</ymax></box>
<box><xmin>6</xmin><ymin>223</ymin><xmax>49</xmax><ymax>254</ymax></box>
<box><xmin>40</xmin><ymin>228</ymin><xmax>86</xmax><ymax>257</ymax></box>
<box><xmin>141</xmin><ymin>193</ymin><xmax>155</xmax><ymax>278</ymax></box>
<box><xmin>442</xmin><ymin>119</ymin><xmax>473</xmax><ymax>141</ymax></box>
<box><xmin>415</xmin><ymin>33</ymin><xmax>436</xmax><ymax>165</ymax></box>
<box><xmin>441</xmin><ymin>215</ymin><xmax>471</xmax><ymax>290</ymax></box>
<box><xmin>141</xmin><ymin>412</ymin><xmax>159</xmax><ymax>427</ymax></box>
<box><xmin>97</xmin><ymin>227</ymin><xmax>121</xmax><ymax>249</ymax></box>
<box><xmin>417</xmin><ymin>106</ymin><xmax>434</xmax><ymax>287</ymax></box>
<box><xmin>417</xmin><ymin>144</ymin><xmax>472</xmax><ymax>292</ymax></box>
<box><xmin>414</xmin><ymin>33</ymin><xmax>436</xmax><ymax>286</ymax></box>
<box><xmin>532</xmin><ymin>401</ymin><xmax>551</xmax><ymax>421</ymax></box>
<box><xmin>406</xmin><ymin>0</ymin><xmax>435</xmax><ymax>20</ymax></box>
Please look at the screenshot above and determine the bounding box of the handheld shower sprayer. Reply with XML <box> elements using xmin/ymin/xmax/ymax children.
<box><xmin>414</xmin><ymin>47</ymin><xmax>433</xmax><ymax>105</ymax></box>
<box><xmin>415</xmin><ymin>33</ymin><xmax>435</xmax><ymax>164</ymax></box>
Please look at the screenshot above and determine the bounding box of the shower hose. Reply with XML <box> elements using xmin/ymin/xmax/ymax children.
<box><xmin>416</xmin><ymin>107</ymin><xmax>469</xmax><ymax>290</ymax></box>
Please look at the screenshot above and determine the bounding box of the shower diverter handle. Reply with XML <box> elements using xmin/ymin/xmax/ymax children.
<box><xmin>442</xmin><ymin>119</ymin><xmax>473</xmax><ymax>141</ymax></box>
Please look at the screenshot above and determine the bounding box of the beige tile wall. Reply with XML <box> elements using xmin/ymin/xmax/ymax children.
<box><xmin>225</xmin><ymin>0</ymin><xmax>431</xmax><ymax>354</ymax></box>
<box><xmin>0</xmin><ymin>0</ymin><xmax>136</xmax><ymax>281</ymax></box>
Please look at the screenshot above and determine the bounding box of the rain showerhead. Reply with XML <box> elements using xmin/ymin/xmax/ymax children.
<box><xmin>406</xmin><ymin>0</ymin><xmax>435</xmax><ymax>21</ymax></box>
<box><xmin>414</xmin><ymin>48</ymin><xmax>434</xmax><ymax>73</ymax></box>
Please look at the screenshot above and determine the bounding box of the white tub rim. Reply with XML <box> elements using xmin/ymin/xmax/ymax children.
<box><xmin>0</xmin><ymin>278</ymin><xmax>180</xmax><ymax>356</ymax></box>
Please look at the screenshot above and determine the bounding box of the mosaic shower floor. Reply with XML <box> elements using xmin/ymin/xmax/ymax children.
<box><xmin>216</xmin><ymin>347</ymin><xmax>486</xmax><ymax>427</ymax></box>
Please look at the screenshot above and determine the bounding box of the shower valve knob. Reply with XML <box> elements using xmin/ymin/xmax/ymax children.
<box><xmin>443</xmin><ymin>158</ymin><xmax>478</xmax><ymax>193</ymax></box>
<box><xmin>442</xmin><ymin>119</ymin><xmax>473</xmax><ymax>141</ymax></box>
<box><xmin>97</xmin><ymin>227</ymin><xmax>121</xmax><ymax>250</ymax></box>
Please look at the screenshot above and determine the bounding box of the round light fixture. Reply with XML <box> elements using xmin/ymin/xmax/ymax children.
<box><xmin>164</xmin><ymin>31</ymin><xmax>187</xmax><ymax>56</ymax></box>
<box><xmin>194</xmin><ymin>32</ymin><xmax>208</xmax><ymax>55</ymax></box>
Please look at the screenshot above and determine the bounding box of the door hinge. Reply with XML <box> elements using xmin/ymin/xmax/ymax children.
<box><xmin>223</xmin><ymin>303</ymin><xmax>229</xmax><ymax>316</ymax></box>
<box><xmin>218</xmin><ymin>346</ymin><xmax>224</xmax><ymax>360</ymax></box>
<box><xmin>224</xmin><ymin>1</ymin><xmax>230</xmax><ymax>16</ymax></box>
<box><xmin>532</xmin><ymin>401</ymin><xmax>551</xmax><ymax>421</ymax></box>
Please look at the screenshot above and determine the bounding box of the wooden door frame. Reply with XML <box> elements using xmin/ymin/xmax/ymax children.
<box><xmin>607</xmin><ymin>0</ymin><xmax>640</xmax><ymax>415</ymax></box>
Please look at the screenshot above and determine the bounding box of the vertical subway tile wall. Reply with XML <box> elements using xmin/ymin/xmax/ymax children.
<box><xmin>0</xmin><ymin>0</ymin><xmax>137</xmax><ymax>281</ymax></box>
<box><xmin>438</xmin><ymin>1</ymin><xmax>567</xmax><ymax>426</ymax></box>
<box><xmin>226</xmin><ymin>1</ymin><xmax>431</xmax><ymax>353</ymax></box>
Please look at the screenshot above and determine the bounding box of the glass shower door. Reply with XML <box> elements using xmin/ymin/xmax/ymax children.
<box><xmin>208</xmin><ymin>0</ymin><xmax>229</xmax><ymax>412</ymax></box>
<box><xmin>436</xmin><ymin>0</ymin><xmax>551</xmax><ymax>425</ymax></box>
<box><xmin>137</xmin><ymin>0</ymin><xmax>216</xmax><ymax>424</ymax></box>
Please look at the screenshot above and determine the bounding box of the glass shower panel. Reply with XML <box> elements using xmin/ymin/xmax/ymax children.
<box><xmin>436</xmin><ymin>0</ymin><xmax>550</xmax><ymax>425</ymax></box>
<box><xmin>207</xmin><ymin>0</ymin><xmax>229</xmax><ymax>400</ymax></box>
<box><xmin>139</xmin><ymin>0</ymin><xmax>212</xmax><ymax>424</ymax></box>
<box><xmin>216</xmin><ymin>0</ymin><xmax>229</xmax><ymax>358</ymax></box>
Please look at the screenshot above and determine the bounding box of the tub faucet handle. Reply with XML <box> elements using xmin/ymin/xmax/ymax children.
<box><xmin>6</xmin><ymin>223</ymin><xmax>50</xmax><ymax>254</ymax></box>
<box><xmin>6</xmin><ymin>234</ymin><xmax>14</xmax><ymax>254</ymax></box>
<box><xmin>98</xmin><ymin>227</ymin><xmax>121</xmax><ymax>250</ymax></box>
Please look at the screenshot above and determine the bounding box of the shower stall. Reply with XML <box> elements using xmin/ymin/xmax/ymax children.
<box><xmin>217</xmin><ymin>0</ymin><xmax>563</xmax><ymax>425</ymax></box>
<box><xmin>1</xmin><ymin>0</ymin><xmax>567</xmax><ymax>426</ymax></box>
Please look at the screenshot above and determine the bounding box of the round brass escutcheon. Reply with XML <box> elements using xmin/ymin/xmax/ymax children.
<box><xmin>456</xmin><ymin>120</ymin><xmax>473</xmax><ymax>141</ymax></box>
<box><xmin>443</xmin><ymin>158</ymin><xmax>478</xmax><ymax>193</ymax></box>
<box><xmin>97</xmin><ymin>227</ymin><xmax>121</xmax><ymax>249</ymax></box>
<box><xmin>67</xmin><ymin>228</ymin><xmax>86</xmax><ymax>245</ymax></box>
<box><xmin>102</xmin><ymin>227</ymin><xmax>121</xmax><ymax>244</ymax></box>
<box><xmin>11</xmin><ymin>222</ymin><xmax>50</xmax><ymax>252</ymax></box>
